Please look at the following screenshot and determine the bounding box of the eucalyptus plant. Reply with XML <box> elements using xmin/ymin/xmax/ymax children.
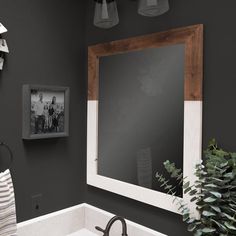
<box><xmin>156</xmin><ymin>139</ymin><xmax>236</xmax><ymax>235</ymax></box>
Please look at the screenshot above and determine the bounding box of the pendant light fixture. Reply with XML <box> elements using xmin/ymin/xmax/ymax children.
<box><xmin>138</xmin><ymin>0</ymin><xmax>169</xmax><ymax>17</ymax></box>
<box><xmin>94</xmin><ymin>0</ymin><xmax>119</xmax><ymax>29</ymax></box>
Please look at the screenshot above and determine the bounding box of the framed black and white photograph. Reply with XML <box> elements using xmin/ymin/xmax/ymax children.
<box><xmin>22</xmin><ymin>85</ymin><xmax>70</xmax><ymax>139</ymax></box>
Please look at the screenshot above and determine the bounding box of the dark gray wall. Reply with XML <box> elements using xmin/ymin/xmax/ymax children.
<box><xmin>0</xmin><ymin>0</ymin><xmax>87</xmax><ymax>222</ymax></box>
<box><xmin>1</xmin><ymin>0</ymin><xmax>236</xmax><ymax>235</ymax></box>
<box><xmin>85</xmin><ymin>0</ymin><xmax>236</xmax><ymax>235</ymax></box>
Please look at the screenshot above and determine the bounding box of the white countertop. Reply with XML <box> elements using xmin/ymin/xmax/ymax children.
<box><xmin>68</xmin><ymin>229</ymin><xmax>98</xmax><ymax>236</ymax></box>
<box><xmin>17</xmin><ymin>204</ymin><xmax>166</xmax><ymax>236</ymax></box>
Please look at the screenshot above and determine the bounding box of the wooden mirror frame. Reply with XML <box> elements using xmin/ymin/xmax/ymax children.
<box><xmin>87</xmin><ymin>24</ymin><xmax>203</xmax><ymax>214</ymax></box>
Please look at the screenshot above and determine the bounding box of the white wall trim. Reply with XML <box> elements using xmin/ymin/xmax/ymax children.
<box><xmin>87</xmin><ymin>100</ymin><xmax>202</xmax><ymax>215</ymax></box>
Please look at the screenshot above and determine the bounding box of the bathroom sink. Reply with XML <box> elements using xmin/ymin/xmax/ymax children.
<box><xmin>17</xmin><ymin>204</ymin><xmax>166</xmax><ymax>236</ymax></box>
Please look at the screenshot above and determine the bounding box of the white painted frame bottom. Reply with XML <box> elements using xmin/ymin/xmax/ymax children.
<box><xmin>87</xmin><ymin>100</ymin><xmax>202</xmax><ymax>214</ymax></box>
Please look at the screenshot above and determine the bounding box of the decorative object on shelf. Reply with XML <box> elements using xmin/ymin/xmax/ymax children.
<box><xmin>138</xmin><ymin>0</ymin><xmax>169</xmax><ymax>17</ymax></box>
<box><xmin>22</xmin><ymin>85</ymin><xmax>70</xmax><ymax>140</ymax></box>
<box><xmin>94</xmin><ymin>0</ymin><xmax>119</xmax><ymax>29</ymax></box>
<box><xmin>156</xmin><ymin>139</ymin><xmax>236</xmax><ymax>235</ymax></box>
<box><xmin>0</xmin><ymin>22</ymin><xmax>9</xmax><ymax>70</ymax></box>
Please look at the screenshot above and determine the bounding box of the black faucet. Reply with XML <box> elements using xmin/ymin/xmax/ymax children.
<box><xmin>95</xmin><ymin>215</ymin><xmax>128</xmax><ymax>236</ymax></box>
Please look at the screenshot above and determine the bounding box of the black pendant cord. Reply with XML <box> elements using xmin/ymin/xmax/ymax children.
<box><xmin>0</xmin><ymin>142</ymin><xmax>13</xmax><ymax>170</ymax></box>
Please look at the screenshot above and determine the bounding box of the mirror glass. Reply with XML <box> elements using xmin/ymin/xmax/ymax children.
<box><xmin>98</xmin><ymin>44</ymin><xmax>185</xmax><ymax>197</ymax></box>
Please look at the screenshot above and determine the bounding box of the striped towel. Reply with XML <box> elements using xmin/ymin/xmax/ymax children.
<box><xmin>0</xmin><ymin>170</ymin><xmax>17</xmax><ymax>236</ymax></box>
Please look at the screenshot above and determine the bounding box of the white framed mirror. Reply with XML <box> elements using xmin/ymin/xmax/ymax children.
<box><xmin>87</xmin><ymin>24</ymin><xmax>203</xmax><ymax>214</ymax></box>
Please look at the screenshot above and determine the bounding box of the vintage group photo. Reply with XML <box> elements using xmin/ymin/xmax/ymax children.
<box><xmin>30</xmin><ymin>89</ymin><xmax>65</xmax><ymax>135</ymax></box>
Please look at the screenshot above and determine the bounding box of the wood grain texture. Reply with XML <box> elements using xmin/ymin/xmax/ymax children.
<box><xmin>88</xmin><ymin>48</ymin><xmax>99</xmax><ymax>101</ymax></box>
<box><xmin>184</xmin><ymin>25</ymin><xmax>203</xmax><ymax>100</ymax></box>
<box><xmin>88</xmin><ymin>24</ymin><xmax>203</xmax><ymax>101</ymax></box>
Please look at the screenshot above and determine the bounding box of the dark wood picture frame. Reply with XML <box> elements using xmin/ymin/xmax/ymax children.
<box><xmin>22</xmin><ymin>84</ymin><xmax>70</xmax><ymax>140</ymax></box>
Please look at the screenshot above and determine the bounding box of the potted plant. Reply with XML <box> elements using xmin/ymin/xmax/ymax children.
<box><xmin>156</xmin><ymin>139</ymin><xmax>236</xmax><ymax>235</ymax></box>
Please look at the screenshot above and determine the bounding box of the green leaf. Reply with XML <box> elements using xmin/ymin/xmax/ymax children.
<box><xmin>208</xmin><ymin>138</ymin><xmax>217</xmax><ymax>149</ymax></box>
<box><xmin>197</xmin><ymin>205</ymin><xmax>206</xmax><ymax>210</ymax></box>
<box><xmin>186</xmin><ymin>218</ymin><xmax>195</xmax><ymax>224</ymax></box>
<box><xmin>183</xmin><ymin>181</ymin><xmax>190</xmax><ymax>189</ymax></box>
<box><xmin>220</xmin><ymin>161</ymin><xmax>228</xmax><ymax>168</ymax></box>
<box><xmin>184</xmin><ymin>187</ymin><xmax>192</xmax><ymax>194</ymax></box>
<box><xmin>224</xmin><ymin>172</ymin><xmax>234</xmax><ymax>179</ymax></box>
<box><xmin>178</xmin><ymin>204</ymin><xmax>185</xmax><ymax>211</ymax></box>
<box><xmin>214</xmin><ymin>149</ymin><xmax>228</xmax><ymax>157</ymax></box>
<box><xmin>210</xmin><ymin>205</ymin><xmax>221</xmax><ymax>213</ymax></box>
<box><xmin>210</xmin><ymin>177</ymin><xmax>223</xmax><ymax>182</ymax></box>
<box><xmin>188</xmin><ymin>223</ymin><xmax>197</xmax><ymax>232</ymax></box>
<box><xmin>194</xmin><ymin>229</ymin><xmax>202</xmax><ymax>236</ymax></box>
<box><xmin>201</xmin><ymin>228</ymin><xmax>216</xmax><ymax>233</ymax></box>
<box><xmin>229</xmin><ymin>203</ymin><xmax>236</xmax><ymax>209</ymax></box>
<box><xmin>164</xmin><ymin>184</ymin><xmax>172</xmax><ymax>190</ymax></box>
<box><xmin>156</xmin><ymin>139</ymin><xmax>236</xmax><ymax>235</ymax></box>
<box><xmin>160</xmin><ymin>180</ymin><xmax>169</xmax><ymax>187</ymax></box>
<box><xmin>224</xmin><ymin>222</ymin><xmax>236</xmax><ymax>230</ymax></box>
<box><xmin>190</xmin><ymin>196</ymin><xmax>198</xmax><ymax>202</ymax></box>
<box><xmin>183</xmin><ymin>213</ymin><xmax>189</xmax><ymax>221</ymax></box>
<box><xmin>222</xmin><ymin>213</ymin><xmax>236</xmax><ymax>222</ymax></box>
<box><xmin>210</xmin><ymin>191</ymin><xmax>222</xmax><ymax>198</ymax></box>
<box><xmin>167</xmin><ymin>187</ymin><xmax>176</xmax><ymax>194</ymax></box>
<box><xmin>182</xmin><ymin>208</ymin><xmax>190</xmax><ymax>215</ymax></box>
<box><xmin>189</xmin><ymin>189</ymin><xmax>198</xmax><ymax>196</ymax></box>
<box><xmin>202</xmin><ymin>211</ymin><xmax>216</xmax><ymax>217</ymax></box>
<box><xmin>203</xmin><ymin>197</ymin><xmax>217</xmax><ymax>203</ymax></box>
<box><xmin>204</xmin><ymin>184</ymin><xmax>217</xmax><ymax>188</ymax></box>
<box><xmin>210</xmin><ymin>219</ymin><xmax>227</xmax><ymax>231</ymax></box>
